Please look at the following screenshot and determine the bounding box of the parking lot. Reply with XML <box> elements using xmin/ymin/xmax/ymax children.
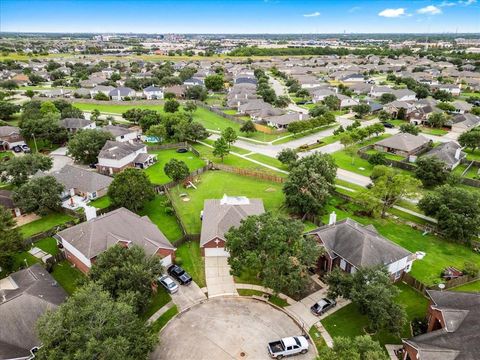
<box><xmin>150</xmin><ymin>297</ymin><xmax>315</xmax><ymax>360</ymax></box>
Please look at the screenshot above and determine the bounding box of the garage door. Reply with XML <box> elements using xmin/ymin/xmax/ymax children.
<box><xmin>205</xmin><ymin>247</ymin><xmax>230</xmax><ymax>257</ymax></box>
<box><xmin>160</xmin><ymin>254</ymin><xmax>172</xmax><ymax>267</ymax></box>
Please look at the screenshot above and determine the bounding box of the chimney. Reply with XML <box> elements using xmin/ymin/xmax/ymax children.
<box><xmin>299</xmin><ymin>113</ymin><xmax>303</xmax><ymax>121</ymax></box>
<box><xmin>329</xmin><ymin>211</ymin><xmax>337</xmax><ymax>225</ymax></box>
<box><xmin>237</xmin><ymin>101</ymin><xmax>241</xmax><ymax>108</ymax></box>
<box><xmin>245</xmin><ymin>93</ymin><xmax>248</xmax><ymax>99</ymax></box>
<box><xmin>455</xmin><ymin>147</ymin><xmax>461</xmax><ymax>160</ymax></box>
<box><xmin>235</xmin><ymin>93</ymin><xmax>238</xmax><ymax>99</ymax></box>
<box><xmin>108</xmin><ymin>120</ymin><xmax>112</xmax><ymax>126</ymax></box>
<box><xmin>84</xmin><ymin>205</ymin><xmax>97</xmax><ymax>221</ymax></box>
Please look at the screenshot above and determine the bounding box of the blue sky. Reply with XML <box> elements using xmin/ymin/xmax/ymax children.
<box><xmin>1</xmin><ymin>0</ymin><xmax>479</xmax><ymax>33</ymax></box>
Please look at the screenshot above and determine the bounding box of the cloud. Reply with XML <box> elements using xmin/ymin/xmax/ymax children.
<box><xmin>303</xmin><ymin>11</ymin><xmax>320</xmax><ymax>17</ymax></box>
<box><xmin>439</xmin><ymin>1</ymin><xmax>456</xmax><ymax>6</ymax></box>
<box><xmin>440</xmin><ymin>0</ymin><xmax>476</xmax><ymax>6</ymax></box>
<box><xmin>348</xmin><ymin>6</ymin><xmax>361</xmax><ymax>13</ymax></box>
<box><xmin>378</xmin><ymin>8</ymin><xmax>406</xmax><ymax>17</ymax></box>
<box><xmin>459</xmin><ymin>0</ymin><xmax>476</xmax><ymax>5</ymax></box>
<box><xmin>417</xmin><ymin>5</ymin><xmax>442</xmax><ymax>14</ymax></box>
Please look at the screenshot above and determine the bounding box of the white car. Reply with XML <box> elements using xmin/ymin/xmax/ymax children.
<box><xmin>158</xmin><ymin>275</ymin><xmax>179</xmax><ymax>294</ymax></box>
<box><xmin>268</xmin><ymin>336</ymin><xmax>309</xmax><ymax>359</ymax></box>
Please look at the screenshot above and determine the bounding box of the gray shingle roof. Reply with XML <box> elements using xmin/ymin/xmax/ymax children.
<box><xmin>103</xmin><ymin>124</ymin><xmax>135</xmax><ymax>138</ymax></box>
<box><xmin>59</xmin><ymin>118</ymin><xmax>93</xmax><ymax>129</ymax></box>
<box><xmin>98</xmin><ymin>140</ymin><xmax>145</xmax><ymax>160</ymax></box>
<box><xmin>375</xmin><ymin>133</ymin><xmax>429</xmax><ymax>152</ymax></box>
<box><xmin>200</xmin><ymin>196</ymin><xmax>265</xmax><ymax>247</ymax></box>
<box><xmin>308</xmin><ymin>218</ymin><xmax>411</xmax><ymax>268</ymax></box>
<box><xmin>421</xmin><ymin>142</ymin><xmax>465</xmax><ymax>168</ymax></box>
<box><xmin>57</xmin><ymin>207</ymin><xmax>174</xmax><ymax>260</ymax></box>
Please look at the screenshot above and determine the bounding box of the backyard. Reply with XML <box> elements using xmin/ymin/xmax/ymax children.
<box><xmin>18</xmin><ymin>212</ymin><xmax>74</xmax><ymax>239</ymax></box>
<box><xmin>139</xmin><ymin>195</ymin><xmax>184</xmax><ymax>242</ymax></box>
<box><xmin>175</xmin><ymin>241</ymin><xmax>206</xmax><ymax>288</ymax></box>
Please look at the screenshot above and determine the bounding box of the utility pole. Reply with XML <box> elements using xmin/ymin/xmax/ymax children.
<box><xmin>31</xmin><ymin>133</ymin><xmax>38</xmax><ymax>153</ymax></box>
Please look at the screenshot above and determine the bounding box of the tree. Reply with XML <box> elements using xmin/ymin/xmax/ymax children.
<box><xmin>352</xmin><ymin>104</ymin><xmax>370</xmax><ymax>119</ymax></box>
<box><xmin>458</xmin><ymin>129</ymin><xmax>480</xmax><ymax>152</ymax></box>
<box><xmin>164</xmin><ymin>99</ymin><xmax>180</xmax><ymax>113</ymax></box>
<box><xmin>164</xmin><ymin>158</ymin><xmax>190</xmax><ymax>181</ymax></box>
<box><xmin>225</xmin><ymin>213</ymin><xmax>321</xmax><ymax>296</ymax></box>
<box><xmin>221</xmin><ymin>127</ymin><xmax>237</xmax><ymax>147</ymax></box>
<box><xmin>326</xmin><ymin>266</ymin><xmax>406</xmax><ymax>334</ymax></box>
<box><xmin>94</xmin><ymin>92</ymin><xmax>109</xmax><ymax>101</ymax></box>
<box><xmin>379</xmin><ymin>93</ymin><xmax>396</xmax><ymax>104</ymax></box>
<box><xmin>40</xmin><ymin>101</ymin><xmax>60</xmax><ymax>117</ymax></box>
<box><xmin>415</xmin><ymin>157</ymin><xmax>449</xmax><ymax>188</ymax></box>
<box><xmin>35</xmin><ymin>283</ymin><xmax>157</xmax><ymax>360</ymax></box>
<box><xmin>13</xmin><ymin>176</ymin><xmax>63</xmax><ymax>216</ymax></box>
<box><xmin>396</xmin><ymin>107</ymin><xmax>407</xmax><ymax>120</ymax></box>
<box><xmin>184</xmin><ymin>100</ymin><xmax>197</xmax><ymax>113</ymax></box>
<box><xmin>318</xmin><ymin>336</ymin><xmax>388</xmax><ymax>360</ymax></box>
<box><xmin>212</xmin><ymin>136</ymin><xmax>230</xmax><ymax>162</ymax></box>
<box><xmin>67</xmin><ymin>129</ymin><xmax>112</xmax><ymax>164</ymax></box>
<box><xmin>368</xmin><ymin>152</ymin><xmax>387</xmax><ymax>166</ymax></box>
<box><xmin>0</xmin><ymin>153</ymin><xmax>52</xmax><ymax>186</ymax></box>
<box><xmin>287</xmin><ymin>121</ymin><xmax>307</xmax><ymax>136</ymax></box>
<box><xmin>204</xmin><ymin>74</ymin><xmax>224</xmax><ymax>91</ymax></box>
<box><xmin>186</xmin><ymin>122</ymin><xmax>209</xmax><ymax>142</ymax></box>
<box><xmin>107</xmin><ymin>169</ymin><xmax>155</xmax><ymax>212</ymax></box>
<box><xmin>89</xmin><ymin>245</ymin><xmax>163</xmax><ymax>314</ymax></box>
<box><xmin>0</xmin><ymin>101</ymin><xmax>20</xmax><ymax>120</ymax></box>
<box><xmin>418</xmin><ymin>184</ymin><xmax>480</xmax><ymax>243</ymax></box>
<box><xmin>146</xmin><ymin>124</ymin><xmax>166</xmax><ymax>142</ymax></box>
<box><xmin>433</xmin><ymin>90</ymin><xmax>453</xmax><ymax>102</ymax></box>
<box><xmin>437</xmin><ymin>102</ymin><xmax>456</xmax><ymax>112</ymax></box>
<box><xmin>277</xmin><ymin>148</ymin><xmax>298</xmax><ymax>168</ymax></box>
<box><xmin>428</xmin><ymin>112</ymin><xmax>448</xmax><ymax>128</ymax></box>
<box><xmin>60</xmin><ymin>106</ymin><xmax>84</xmax><ymax>120</ymax></box>
<box><xmin>283</xmin><ymin>153</ymin><xmax>337</xmax><ymax>217</ymax></box>
<box><xmin>274</xmin><ymin>95</ymin><xmax>290</xmax><ymax>108</ymax></box>
<box><xmin>240</xmin><ymin>120</ymin><xmax>256</xmax><ymax>135</ymax></box>
<box><xmin>359</xmin><ymin>165</ymin><xmax>421</xmax><ymax>218</ymax></box>
<box><xmin>399</xmin><ymin>123</ymin><xmax>420</xmax><ymax>135</ymax></box>
<box><xmin>323</xmin><ymin>95</ymin><xmax>341</xmax><ymax>111</ymax></box>
<box><xmin>185</xmin><ymin>85</ymin><xmax>208</xmax><ymax>101</ymax></box>
<box><xmin>90</xmin><ymin>109</ymin><xmax>101</xmax><ymax>122</ymax></box>
<box><xmin>309</xmin><ymin>105</ymin><xmax>329</xmax><ymax>118</ymax></box>
<box><xmin>122</xmin><ymin>108</ymin><xmax>153</xmax><ymax>124</ymax></box>
<box><xmin>378</xmin><ymin>110</ymin><xmax>390</xmax><ymax>122</ymax></box>
<box><xmin>0</xmin><ymin>205</ymin><xmax>22</xmax><ymax>272</ymax></box>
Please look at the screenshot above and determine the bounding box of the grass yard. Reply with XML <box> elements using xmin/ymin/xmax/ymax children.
<box><xmin>451</xmin><ymin>280</ymin><xmax>480</xmax><ymax>293</ymax></box>
<box><xmin>321</xmin><ymin>283</ymin><xmax>428</xmax><ymax>346</ymax></box>
<box><xmin>51</xmin><ymin>260</ymin><xmax>85</xmax><ymax>295</ymax></box>
<box><xmin>139</xmin><ymin>195</ymin><xmax>184</xmax><ymax>242</ymax></box>
<box><xmin>141</xmin><ymin>288</ymin><xmax>171</xmax><ymax>321</ymax></box>
<box><xmin>237</xmin><ymin>289</ymin><xmax>289</xmax><ymax>307</ymax></box>
<box><xmin>419</xmin><ymin>127</ymin><xmax>449</xmax><ymax>136</ymax></box>
<box><xmin>169</xmin><ymin>171</ymin><xmax>285</xmax><ymax>234</ymax></box>
<box><xmin>18</xmin><ymin>212</ymin><xmax>73</xmax><ymax>238</ymax></box>
<box><xmin>175</xmin><ymin>241</ymin><xmax>206</xmax><ymax>288</ymax></box>
<box><xmin>89</xmin><ymin>195</ymin><xmax>112</xmax><ymax>209</ymax></box>
<box><xmin>309</xmin><ymin>326</ymin><xmax>327</xmax><ymax>352</ymax></box>
<box><xmin>245</xmin><ymin>153</ymin><xmax>288</xmax><ymax>171</ymax></box>
<box><xmin>150</xmin><ymin>305</ymin><xmax>178</xmax><ymax>334</ymax></box>
<box><xmin>464</xmin><ymin>149</ymin><xmax>480</xmax><ymax>162</ymax></box>
<box><xmin>144</xmin><ymin>149</ymin><xmax>206</xmax><ymax>185</ymax></box>
<box><xmin>453</xmin><ymin>163</ymin><xmax>480</xmax><ymax>179</ymax></box>
<box><xmin>73</xmin><ymin>102</ymin><xmax>165</xmax><ymax>114</ymax></box>
<box><xmin>365</xmin><ymin>149</ymin><xmax>406</xmax><ymax>162</ymax></box>
<box><xmin>35</xmin><ymin>237</ymin><xmax>60</xmax><ymax>255</ymax></box>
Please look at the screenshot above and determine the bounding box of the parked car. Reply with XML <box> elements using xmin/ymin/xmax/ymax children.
<box><xmin>158</xmin><ymin>275</ymin><xmax>179</xmax><ymax>294</ymax></box>
<box><xmin>168</xmin><ymin>264</ymin><xmax>192</xmax><ymax>285</ymax></box>
<box><xmin>21</xmin><ymin>144</ymin><xmax>31</xmax><ymax>153</ymax></box>
<box><xmin>382</xmin><ymin>122</ymin><xmax>394</xmax><ymax>128</ymax></box>
<box><xmin>89</xmin><ymin>163</ymin><xmax>97</xmax><ymax>169</ymax></box>
<box><xmin>310</xmin><ymin>298</ymin><xmax>336</xmax><ymax>316</ymax></box>
<box><xmin>176</xmin><ymin>148</ymin><xmax>188</xmax><ymax>153</ymax></box>
<box><xmin>12</xmin><ymin>145</ymin><xmax>22</xmax><ymax>153</ymax></box>
<box><xmin>268</xmin><ymin>336</ymin><xmax>309</xmax><ymax>359</ymax></box>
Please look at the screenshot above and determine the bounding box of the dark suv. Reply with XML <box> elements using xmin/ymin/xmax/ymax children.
<box><xmin>167</xmin><ymin>264</ymin><xmax>192</xmax><ymax>285</ymax></box>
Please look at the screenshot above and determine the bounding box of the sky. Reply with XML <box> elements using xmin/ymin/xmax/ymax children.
<box><xmin>1</xmin><ymin>0</ymin><xmax>479</xmax><ymax>34</ymax></box>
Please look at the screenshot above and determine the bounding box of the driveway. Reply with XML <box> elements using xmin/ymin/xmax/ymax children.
<box><xmin>48</xmin><ymin>147</ymin><xmax>73</xmax><ymax>172</ymax></box>
<box><xmin>150</xmin><ymin>297</ymin><xmax>315</xmax><ymax>360</ymax></box>
<box><xmin>170</xmin><ymin>281</ymin><xmax>207</xmax><ymax>312</ymax></box>
<box><xmin>204</xmin><ymin>256</ymin><xmax>237</xmax><ymax>297</ymax></box>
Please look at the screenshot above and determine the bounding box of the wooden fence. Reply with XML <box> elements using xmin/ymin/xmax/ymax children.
<box><xmin>212</xmin><ymin>163</ymin><xmax>285</xmax><ymax>183</ymax></box>
<box><xmin>147</xmin><ymin>142</ymin><xmax>189</xmax><ymax>151</ymax></box>
<box><xmin>154</xmin><ymin>164</ymin><xmax>211</xmax><ymax>191</ymax></box>
<box><xmin>402</xmin><ymin>271</ymin><xmax>480</xmax><ymax>295</ymax></box>
<box><xmin>23</xmin><ymin>220</ymin><xmax>79</xmax><ymax>247</ymax></box>
<box><xmin>195</xmin><ymin>102</ymin><xmax>246</xmax><ymax>125</ymax></box>
<box><xmin>358</xmin><ymin>145</ymin><xmax>417</xmax><ymax>172</ymax></box>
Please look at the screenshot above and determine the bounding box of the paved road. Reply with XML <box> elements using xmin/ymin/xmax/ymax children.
<box><xmin>269</xmin><ymin>75</ymin><xmax>308</xmax><ymax>114</ymax></box>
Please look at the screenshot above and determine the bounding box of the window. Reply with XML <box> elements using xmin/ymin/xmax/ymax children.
<box><xmin>340</xmin><ymin>259</ymin><xmax>347</xmax><ymax>271</ymax></box>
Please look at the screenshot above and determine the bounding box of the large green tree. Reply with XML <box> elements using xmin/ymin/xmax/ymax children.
<box><xmin>212</xmin><ymin>136</ymin><xmax>230</xmax><ymax>162</ymax></box>
<box><xmin>221</xmin><ymin>127</ymin><xmax>237</xmax><ymax>147</ymax></box>
<box><xmin>13</xmin><ymin>176</ymin><xmax>63</xmax><ymax>216</ymax></box>
<box><xmin>35</xmin><ymin>282</ymin><xmax>157</xmax><ymax>360</ymax></box>
<box><xmin>0</xmin><ymin>153</ymin><xmax>52</xmax><ymax>186</ymax></box>
<box><xmin>164</xmin><ymin>158</ymin><xmax>190</xmax><ymax>182</ymax></box>
<box><xmin>107</xmin><ymin>169</ymin><xmax>155</xmax><ymax>212</ymax></box>
<box><xmin>415</xmin><ymin>157</ymin><xmax>449</xmax><ymax>188</ymax></box>
<box><xmin>67</xmin><ymin>129</ymin><xmax>113</xmax><ymax>164</ymax></box>
<box><xmin>458</xmin><ymin>129</ymin><xmax>480</xmax><ymax>152</ymax></box>
<box><xmin>204</xmin><ymin>74</ymin><xmax>224</xmax><ymax>91</ymax></box>
<box><xmin>283</xmin><ymin>153</ymin><xmax>337</xmax><ymax>217</ymax></box>
<box><xmin>0</xmin><ymin>205</ymin><xmax>22</xmax><ymax>272</ymax></box>
<box><xmin>318</xmin><ymin>336</ymin><xmax>388</xmax><ymax>360</ymax></box>
<box><xmin>225</xmin><ymin>213</ymin><xmax>321</xmax><ymax>296</ymax></box>
<box><xmin>0</xmin><ymin>101</ymin><xmax>20</xmax><ymax>120</ymax></box>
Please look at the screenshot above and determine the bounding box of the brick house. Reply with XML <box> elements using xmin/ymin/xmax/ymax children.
<box><xmin>55</xmin><ymin>207</ymin><xmax>176</xmax><ymax>273</ymax></box>
<box><xmin>307</xmin><ymin>217</ymin><xmax>415</xmax><ymax>281</ymax></box>
<box><xmin>374</xmin><ymin>133</ymin><xmax>431</xmax><ymax>158</ymax></box>
<box><xmin>402</xmin><ymin>290</ymin><xmax>480</xmax><ymax>359</ymax></box>
<box><xmin>96</xmin><ymin>140</ymin><xmax>156</xmax><ymax>175</ymax></box>
<box><xmin>200</xmin><ymin>195</ymin><xmax>264</xmax><ymax>257</ymax></box>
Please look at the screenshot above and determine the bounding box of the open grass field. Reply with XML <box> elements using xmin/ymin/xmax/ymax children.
<box><xmin>73</xmin><ymin>102</ymin><xmax>165</xmax><ymax>114</ymax></box>
<box><xmin>139</xmin><ymin>195</ymin><xmax>184</xmax><ymax>242</ymax></box>
<box><xmin>321</xmin><ymin>282</ymin><xmax>428</xmax><ymax>346</ymax></box>
<box><xmin>169</xmin><ymin>170</ymin><xmax>285</xmax><ymax>234</ymax></box>
<box><xmin>145</xmin><ymin>149</ymin><xmax>206</xmax><ymax>185</ymax></box>
<box><xmin>18</xmin><ymin>212</ymin><xmax>73</xmax><ymax>239</ymax></box>
<box><xmin>175</xmin><ymin>241</ymin><xmax>206</xmax><ymax>288</ymax></box>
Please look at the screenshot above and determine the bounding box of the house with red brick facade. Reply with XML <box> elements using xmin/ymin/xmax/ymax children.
<box><xmin>55</xmin><ymin>207</ymin><xmax>175</xmax><ymax>273</ymax></box>
<box><xmin>402</xmin><ymin>290</ymin><xmax>480</xmax><ymax>360</ymax></box>
<box><xmin>200</xmin><ymin>195</ymin><xmax>264</xmax><ymax>257</ymax></box>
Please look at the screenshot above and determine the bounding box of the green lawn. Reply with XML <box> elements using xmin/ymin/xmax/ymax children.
<box><xmin>150</xmin><ymin>305</ymin><xmax>178</xmax><ymax>334</ymax></box>
<box><xmin>27</xmin><ymin>138</ymin><xmax>60</xmax><ymax>154</ymax></box>
<box><xmin>309</xmin><ymin>326</ymin><xmax>327</xmax><ymax>352</ymax></box>
<box><xmin>451</xmin><ymin>280</ymin><xmax>480</xmax><ymax>293</ymax></box>
<box><xmin>419</xmin><ymin>127</ymin><xmax>449</xmax><ymax>136</ymax></box>
<box><xmin>453</xmin><ymin>163</ymin><xmax>480</xmax><ymax>179</ymax></box>
<box><xmin>18</xmin><ymin>213</ymin><xmax>73</xmax><ymax>238</ymax></box>
<box><xmin>245</xmin><ymin>153</ymin><xmax>288</xmax><ymax>171</ymax></box>
<box><xmin>237</xmin><ymin>289</ymin><xmax>289</xmax><ymax>307</ymax></box>
<box><xmin>35</xmin><ymin>237</ymin><xmax>60</xmax><ymax>255</ymax></box>
<box><xmin>465</xmin><ymin>149</ymin><xmax>480</xmax><ymax>161</ymax></box>
<box><xmin>365</xmin><ymin>149</ymin><xmax>406</xmax><ymax>162</ymax></box>
<box><xmin>145</xmin><ymin>149</ymin><xmax>206</xmax><ymax>185</ymax></box>
<box><xmin>89</xmin><ymin>196</ymin><xmax>112</xmax><ymax>209</ymax></box>
<box><xmin>139</xmin><ymin>195</ymin><xmax>184</xmax><ymax>242</ymax></box>
<box><xmin>169</xmin><ymin>171</ymin><xmax>285</xmax><ymax>234</ymax></box>
<box><xmin>141</xmin><ymin>288</ymin><xmax>171</xmax><ymax>321</ymax></box>
<box><xmin>51</xmin><ymin>260</ymin><xmax>85</xmax><ymax>295</ymax></box>
<box><xmin>321</xmin><ymin>283</ymin><xmax>428</xmax><ymax>346</ymax></box>
<box><xmin>234</xmin><ymin>268</ymin><xmax>263</xmax><ymax>286</ymax></box>
<box><xmin>175</xmin><ymin>241</ymin><xmax>206</xmax><ymax>288</ymax></box>
<box><xmin>73</xmin><ymin>102</ymin><xmax>165</xmax><ymax>114</ymax></box>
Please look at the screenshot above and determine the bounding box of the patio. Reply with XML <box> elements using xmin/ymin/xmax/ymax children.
<box><xmin>62</xmin><ymin>195</ymin><xmax>89</xmax><ymax>210</ymax></box>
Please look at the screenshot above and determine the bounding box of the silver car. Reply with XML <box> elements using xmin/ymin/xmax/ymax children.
<box><xmin>158</xmin><ymin>275</ymin><xmax>179</xmax><ymax>294</ymax></box>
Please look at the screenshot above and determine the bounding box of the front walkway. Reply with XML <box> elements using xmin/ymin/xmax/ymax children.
<box><xmin>204</xmin><ymin>256</ymin><xmax>237</xmax><ymax>297</ymax></box>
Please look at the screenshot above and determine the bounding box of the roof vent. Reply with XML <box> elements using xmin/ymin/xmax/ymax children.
<box><xmin>220</xmin><ymin>194</ymin><xmax>250</xmax><ymax>206</ymax></box>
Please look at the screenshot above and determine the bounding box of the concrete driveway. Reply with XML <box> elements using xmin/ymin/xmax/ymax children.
<box><xmin>150</xmin><ymin>297</ymin><xmax>315</xmax><ymax>360</ymax></box>
<box><xmin>49</xmin><ymin>147</ymin><xmax>73</xmax><ymax>172</ymax></box>
<box><xmin>170</xmin><ymin>281</ymin><xmax>207</xmax><ymax>312</ymax></box>
<box><xmin>204</xmin><ymin>256</ymin><xmax>237</xmax><ymax>297</ymax></box>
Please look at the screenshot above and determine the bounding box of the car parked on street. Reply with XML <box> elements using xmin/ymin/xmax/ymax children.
<box><xmin>268</xmin><ymin>336</ymin><xmax>309</xmax><ymax>359</ymax></box>
<box><xmin>21</xmin><ymin>144</ymin><xmax>31</xmax><ymax>153</ymax></box>
<box><xmin>158</xmin><ymin>275</ymin><xmax>179</xmax><ymax>294</ymax></box>
<box><xmin>310</xmin><ymin>298</ymin><xmax>336</xmax><ymax>316</ymax></box>
<box><xmin>382</xmin><ymin>122</ymin><xmax>394</xmax><ymax>128</ymax></box>
<box><xmin>12</xmin><ymin>145</ymin><xmax>22</xmax><ymax>153</ymax></box>
<box><xmin>168</xmin><ymin>264</ymin><xmax>192</xmax><ymax>285</ymax></box>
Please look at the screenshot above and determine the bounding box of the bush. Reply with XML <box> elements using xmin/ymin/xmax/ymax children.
<box><xmin>463</xmin><ymin>261</ymin><xmax>479</xmax><ymax>277</ymax></box>
<box><xmin>164</xmin><ymin>206</ymin><xmax>174</xmax><ymax>216</ymax></box>
<box><xmin>368</xmin><ymin>152</ymin><xmax>387</xmax><ymax>166</ymax></box>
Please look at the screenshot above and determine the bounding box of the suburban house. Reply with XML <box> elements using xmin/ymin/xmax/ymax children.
<box><xmin>200</xmin><ymin>195</ymin><xmax>265</xmax><ymax>257</ymax></box>
<box><xmin>55</xmin><ymin>207</ymin><xmax>176</xmax><ymax>273</ymax></box>
<box><xmin>308</xmin><ymin>217</ymin><xmax>415</xmax><ymax>281</ymax></box>
<box><xmin>392</xmin><ymin>88</ymin><xmax>417</xmax><ymax>102</ymax></box>
<box><xmin>108</xmin><ymin>87</ymin><xmax>136</xmax><ymax>100</ymax></box>
<box><xmin>340</xmin><ymin>73</ymin><xmax>365</xmax><ymax>82</ymax></box>
<box><xmin>143</xmin><ymin>85</ymin><xmax>164</xmax><ymax>99</ymax></box>
<box><xmin>402</xmin><ymin>290</ymin><xmax>480</xmax><ymax>360</ymax></box>
<box><xmin>103</xmin><ymin>124</ymin><xmax>138</xmax><ymax>142</ymax></box>
<box><xmin>90</xmin><ymin>85</ymin><xmax>115</xmax><ymax>98</ymax></box>
<box><xmin>311</xmin><ymin>88</ymin><xmax>336</xmax><ymax>103</ymax></box>
<box><xmin>0</xmin><ymin>264</ymin><xmax>67</xmax><ymax>360</ymax></box>
<box><xmin>59</xmin><ymin>118</ymin><xmax>96</xmax><ymax>133</ymax></box>
<box><xmin>183</xmin><ymin>77</ymin><xmax>204</xmax><ymax>87</ymax></box>
<box><xmin>163</xmin><ymin>85</ymin><xmax>186</xmax><ymax>99</ymax></box>
<box><xmin>451</xmin><ymin>100</ymin><xmax>472</xmax><ymax>114</ymax></box>
<box><xmin>97</xmin><ymin>140</ymin><xmax>155</xmax><ymax>175</ymax></box>
<box><xmin>431</xmin><ymin>84</ymin><xmax>461</xmax><ymax>96</ymax></box>
<box><xmin>337</xmin><ymin>94</ymin><xmax>359</xmax><ymax>108</ymax></box>
<box><xmin>0</xmin><ymin>126</ymin><xmax>26</xmax><ymax>150</ymax></box>
<box><xmin>0</xmin><ymin>189</ymin><xmax>22</xmax><ymax>217</ymax></box>
<box><xmin>265</xmin><ymin>112</ymin><xmax>309</xmax><ymax>129</ymax></box>
<box><xmin>448</xmin><ymin>113</ymin><xmax>480</xmax><ymax>133</ymax></box>
<box><xmin>421</xmin><ymin>141</ymin><xmax>465</xmax><ymax>170</ymax></box>
<box><xmin>374</xmin><ymin>133</ymin><xmax>431</xmax><ymax>158</ymax></box>
<box><xmin>11</xmin><ymin>73</ymin><xmax>29</xmax><ymax>86</ymax></box>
